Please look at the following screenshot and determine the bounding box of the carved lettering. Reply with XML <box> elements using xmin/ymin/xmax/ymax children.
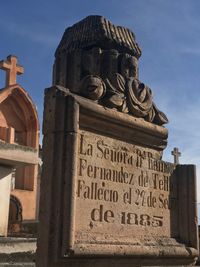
<box><xmin>96</xmin><ymin>140</ymin><xmax>135</xmax><ymax>166</ymax></box>
<box><xmin>77</xmin><ymin>180</ymin><xmax>119</xmax><ymax>203</ymax></box>
<box><xmin>80</xmin><ymin>134</ymin><xmax>93</xmax><ymax>156</ymax></box>
<box><xmin>152</xmin><ymin>173</ymin><xmax>169</xmax><ymax>191</ymax></box>
<box><xmin>91</xmin><ymin>205</ymin><xmax>115</xmax><ymax>223</ymax></box>
<box><xmin>148</xmin><ymin>158</ymin><xmax>174</xmax><ymax>174</ymax></box>
<box><xmin>123</xmin><ymin>188</ymin><xmax>133</xmax><ymax>204</ymax></box>
<box><xmin>79</xmin><ymin>158</ymin><xmax>135</xmax><ymax>186</ymax></box>
<box><xmin>121</xmin><ymin>212</ymin><xmax>163</xmax><ymax>227</ymax></box>
<box><xmin>77</xmin><ymin>131</ymin><xmax>177</xmax><ymax>236</ymax></box>
<box><xmin>138</xmin><ymin>171</ymin><xmax>149</xmax><ymax>187</ymax></box>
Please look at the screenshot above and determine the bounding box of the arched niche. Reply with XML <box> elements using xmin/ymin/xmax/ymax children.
<box><xmin>8</xmin><ymin>195</ymin><xmax>23</xmax><ymax>222</ymax></box>
<box><xmin>0</xmin><ymin>85</ymin><xmax>39</xmax><ymax>148</ymax></box>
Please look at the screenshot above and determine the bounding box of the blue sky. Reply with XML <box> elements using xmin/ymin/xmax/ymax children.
<box><xmin>1</xmin><ymin>1</ymin><xmax>200</xmax><ymax>210</ymax></box>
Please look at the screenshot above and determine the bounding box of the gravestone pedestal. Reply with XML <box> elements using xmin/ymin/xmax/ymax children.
<box><xmin>0</xmin><ymin>167</ymin><xmax>12</xmax><ymax>236</ymax></box>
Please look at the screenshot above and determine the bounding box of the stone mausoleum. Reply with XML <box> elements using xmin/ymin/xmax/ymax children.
<box><xmin>0</xmin><ymin>55</ymin><xmax>39</xmax><ymax>237</ymax></box>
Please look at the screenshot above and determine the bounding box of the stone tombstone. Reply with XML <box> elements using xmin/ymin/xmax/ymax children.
<box><xmin>37</xmin><ymin>16</ymin><xmax>198</xmax><ymax>267</ymax></box>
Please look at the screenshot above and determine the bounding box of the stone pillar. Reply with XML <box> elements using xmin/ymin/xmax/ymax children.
<box><xmin>0</xmin><ymin>166</ymin><xmax>12</xmax><ymax>236</ymax></box>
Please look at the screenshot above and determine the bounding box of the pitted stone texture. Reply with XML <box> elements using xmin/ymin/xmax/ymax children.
<box><xmin>55</xmin><ymin>15</ymin><xmax>141</xmax><ymax>58</ymax></box>
<box><xmin>53</xmin><ymin>16</ymin><xmax>168</xmax><ymax>126</ymax></box>
<box><xmin>0</xmin><ymin>237</ymin><xmax>36</xmax><ymax>265</ymax></box>
<box><xmin>37</xmin><ymin>87</ymin><xmax>198</xmax><ymax>267</ymax></box>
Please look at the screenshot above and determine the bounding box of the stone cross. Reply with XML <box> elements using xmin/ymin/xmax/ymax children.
<box><xmin>171</xmin><ymin>147</ymin><xmax>181</xmax><ymax>165</ymax></box>
<box><xmin>0</xmin><ymin>55</ymin><xmax>24</xmax><ymax>87</ymax></box>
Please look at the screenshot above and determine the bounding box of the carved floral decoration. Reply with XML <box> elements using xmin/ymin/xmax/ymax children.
<box><xmin>54</xmin><ymin>16</ymin><xmax>168</xmax><ymax>126</ymax></box>
<box><xmin>79</xmin><ymin>54</ymin><xmax>168</xmax><ymax>126</ymax></box>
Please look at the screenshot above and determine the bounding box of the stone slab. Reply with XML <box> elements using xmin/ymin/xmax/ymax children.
<box><xmin>37</xmin><ymin>87</ymin><xmax>199</xmax><ymax>267</ymax></box>
<box><xmin>0</xmin><ymin>237</ymin><xmax>36</xmax><ymax>265</ymax></box>
<box><xmin>0</xmin><ymin>264</ymin><xmax>35</xmax><ymax>266</ymax></box>
<box><xmin>0</xmin><ymin>264</ymin><xmax>198</xmax><ymax>267</ymax></box>
<box><xmin>0</xmin><ymin>142</ymin><xmax>38</xmax><ymax>167</ymax></box>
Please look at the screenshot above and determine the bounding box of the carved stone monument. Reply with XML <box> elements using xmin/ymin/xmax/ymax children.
<box><xmin>37</xmin><ymin>16</ymin><xmax>198</xmax><ymax>267</ymax></box>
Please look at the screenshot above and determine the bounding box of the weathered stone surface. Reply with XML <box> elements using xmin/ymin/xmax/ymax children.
<box><xmin>37</xmin><ymin>15</ymin><xmax>198</xmax><ymax>267</ymax></box>
<box><xmin>0</xmin><ymin>264</ymin><xmax>35</xmax><ymax>266</ymax></box>
<box><xmin>74</xmin><ymin>130</ymin><xmax>175</xmax><ymax>241</ymax></box>
<box><xmin>0</xmin><ymin>167</ymin><xmax>12</xmax><ymax>236</ymax></box>
<box><xmin>36</xmin><ymin>87</ymin><xmax>198</xmax><ymax>267</ymax></box>
<box><xmin>0</xmin><ymin>237</ymin><xmax>36</xmax><ymax>265</ymax></box>
<box><xmin>53</xmin><ymin>16</ymin><xmax>168</xmax><ymax>126</ymax></box>
<box><xmin>55</xmin><ymin>15</ymin><xmax>141</xmax><ymax>58</ymax></box>
<box><xmin>0</xmin><ymin>141</ymin><xmax>38</xmax><ymax>167</ymax></box>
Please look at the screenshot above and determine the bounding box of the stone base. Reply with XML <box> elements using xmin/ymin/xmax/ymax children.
<box><xmin>0</xmin><ymin>235</ymin><xmax>197</xmax><ymax>267</ymax></box>
<box><xmin>0</xmin><ymin>263</ymin><xmax>35</xmax><ymax>266</ymax></box>
<box><xmin>0</xmin><ymin>237</ymin><xmax>36</xmax><ymax>265</ymax></box>
<box><xmin>0</xmin><ymin>262</ymin><xmax>198</xmax><ymax>267</ymax></box>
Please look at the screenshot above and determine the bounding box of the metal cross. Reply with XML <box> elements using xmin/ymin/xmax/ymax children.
<box><xmin>0</xmin><ymin>55</ymin><xmax>24</xmax><ymax>87</ymax></box>
<box><xmin>171</xmin><ymin>147</ymin><xmax>181</xmax><ymax>165</ymax></box>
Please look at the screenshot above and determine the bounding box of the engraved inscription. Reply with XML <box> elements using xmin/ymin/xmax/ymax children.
<box><xmin>75</xmin><ymin>130</ymin><xmax>177</xmax><ymax>243</ymax></box>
